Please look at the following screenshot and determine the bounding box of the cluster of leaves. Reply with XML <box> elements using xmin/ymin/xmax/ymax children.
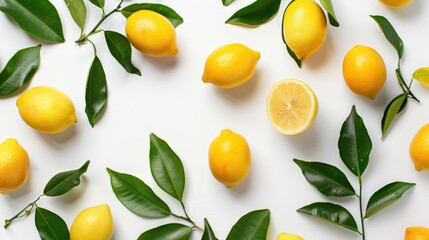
<box><xmin>371</xmin><ymin>15</ymin><xmax>429</xmax><ymax>138</ymax></box>
<box><xmin>294</xmin><ymin>106</ymin><xmax>415</xmax><ymax>239</ymax></box>
<box><xmin>4</xmin><ymin>161</ymin><xmax>90</xmax><ymax>240</ymax></box>
<box><xmin>107</xmin><ymin>133</ymin><xmax>270</xmax><ymax>240</ymax></box>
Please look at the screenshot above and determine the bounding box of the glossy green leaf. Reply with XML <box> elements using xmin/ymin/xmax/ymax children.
<box><xmin>121</xmin><ymin>3</ymin><xmax>183</xmax><ymax>27</ymax></box>
<box><xmin>338</xmin><ymin>106</ymin><xmax>372</xmax><ymax>177</ymax></box>
<box><xmin>225</xmin><ymin>0</ymin><xmax>281</xmax><ymax>26</ymax></box>
<box><xmin>64</xmin><ymin>0</ymin><xmax>86</xmax><ymax>31</ymax></box>
<box><xmin>297</xmin><ymin>202</ymin><xmax>359</xmax><ymax>233</ymax></box>
<box><xmin>88</xmin><ymin>0</ymin><xmax>104</xmax><ymax>9</ymax></box>
<box><xmin>104</xmin><ymin>31</ymin><xmax>141</xmax><ymax>76</ymax></box>
<box><xmin>222</xmin><ymin>0</ymin><xmax>235</xmax><ymax>6</ymax></box>
<box><xmin>35</xmin><ymin>207</ymin><xmax>70</xmax><ymax>240</ymax></box>
<box><xmin>365</xmin><ymin>182</ymin><xmax>415</xmax><ymax>218</ymax></box>
<box><xmin>44</xmin><ymin>160</ymin><xmax>90</xmax><ymax>197</ymax></box>
<box><xmin>281</xmin><ymin>5</ymin><xmax>302</xmax><ymax>67</ymax></box>
<box><xmin>381</xmin><ymin>94</ymin><xmax>407</xmax><ymax>138</ymax></box>
<box><xmin>138</xmin><ymin>223</ymin><xmax>193</xmax><ymax>240</ymax></box>
<box><xmin>202</xmin><ymin>218</ymin><xmax>217</xmax><ymax>240</ymax></box>
<box><xmin>294</xmin><ymin>159</ymin><xmax>355</xmax><ymax>197</ymax></box>
<box><xmin>226</xmin><ymin>209</ymin><xmax>270</xmax><ymax>240</ymax></box>
<box><xmin>149</xmin><ymin>133</ymin><xmax>185</xmax><ymax>201</ymax></box>
<box><xmin>371</xmin><ymin>15</ymin><xmax>403</xmax><ymax>59</ymax></box>
<box><xmin>320</xmin><ymin>0</ymin><xmax>339</xmax><ymax>27</ymax></box>
<box><xmin>107</xmin><ymin>168</ymin><xmax>171</xmax><ymax>218</ymax></box>
<box><xmin>85</xmin><ymin>56</ymin><xmax>107</xmax><ymax>127</ymax></box>
<box><xmin>0</xmin><ymin>0</ymin><xmax>64</xmax><ymax>42</ymax></box>
<box><xmin>413</xmin><ymin>67</ymin><xmax>429</xmax><ymax>87</ymax></box>
<box><xmin>0</xmin><ymin>45</ymin><xmax>41</xmax><ymax>97</ymax></box>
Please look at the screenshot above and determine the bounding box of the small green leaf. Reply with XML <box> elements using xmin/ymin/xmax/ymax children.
<box><xmin>297</xmin><ymin>202</ymin><xmax>359</xmax><ymax>233</ymax></box>
<box><xmin>338</xmin><ymin>106</ymin><xmax>372</xmax><ymax>177</ymax></box>
<box><xmin>64</xmin><ymin>0</ymin><xmax>87</xmax><ymax>31</ymax></box>
<box><xmin>35</xmin><ymin>207</ymin><xmax>70</xmax><ymax>240</ymax></box>
<box><xmin>319</xmin><ymin>0</ymin><xmax>339</xmax><ymax>27</ymax></box>
<box><xmin>226</xmin><ymin>209</ymin><xmax>270</xmax><ymax>240</ymax></box>
<box><xmin>294</xmin><ymin>159</ymin><xmax>355</xmax><ymax>197</ymax></box>
<box><xmin>381</xmin><ymin>94</ymin><xmax>408</xmax><ymax>138</ymax></box>
<box><xmin>365</xmin><ymin>182</ymin><xmax>415</xmax><ymax>218</ymax></box>
<box><xmin>202</xmin><ymin>218</ymin><xmax>217</xmax><ymax>240</ymax></box>
<box><xmin>370</xmin><ymin>15</ymin><xmax>404</xmax><ymax>59</ymax></box>
<box><xmin>138</xmin><ymin>223</ymin><xmax>193</xmax><ymax>240</ymax></box>
<box><xmin>0</xmin><ymin>45</ymin><xmax>41</xmax><ymax>97</ymax></box>
<box><xmin>281</xmin><ymin>5</ymin><xmax>302</xmax><ymax>68</ymax></box>
<box><xmin>222</xmin><ymin>0</ymin><xmax>235</xmax><ymax>6</ymax></box>
<box><xmin>88</xmin><ymin>0</ymin><xmax>104</xmax><ymax>9</ymax></box>
<box><xmin>225</xmin><ymin>0</ymin><xmax>281</xmax><ymax>26</ymax></box>
<box><xmin>121</xmin><ymin>3</ymin><xmax>183</xmax><ymax>27</ymax></box>
<box><xmin>149</xmin><ymin>133</ymin><xmax>185</xmax><ymax>201</ymax></box>
<box><xmin>43</xmin><ymin>160</ymin><xmax>90</xmax><ymax>197</ymax></box>
<box><xmin>85</xmin><ymin>56</ymin><xmax>107</xmax><ymax>127</ymax></box>
<box><xmin>0</xmin><ymin>0</ymin><xmax>64</xmax><ymax>43</ymax></box>
<box><xmin>413</xmin><ymin>67</ymin><xmax>429</xmax><ymax>87</ymax></box>
<box><xmin>104</xmin><ymin>31</ymin><xmax>140</xmax><ymax>76</ymax></box>
<box><xmin>107</xmin><ymin>168</ymin><xmax>171</xmax><ymax>218</ymax></box>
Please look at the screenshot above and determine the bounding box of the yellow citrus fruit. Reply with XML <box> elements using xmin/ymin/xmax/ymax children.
<box><xmin>209</xmin><ymin>129</ymin><xmax>251</xmax><ymax>188</ymax></box>
<box><xmin>125</xmin><ymin>10</ymin><xmax>178</xmax><ymax>57</ymax></box>
<box><xmin>266</xmin><ymin>79</ymin><xmax>318</xmax><ymax>135</ymax></box>
<box><xmin>202</xmin><ymin>43</ymin><xmax>260</xmax><ymax>88</ymax></box>
<box><xmin>16</xmin><ymin>86</ymin><xmax>77</xmax><ymax>134</ymax></box>
<box><xmin>342</xmin><ymin>45</ymin><xmax>386</xmax><ymax>99</ymax></box>
<box><xmin>379</xmin><ymin>0</ymin><xmax>413</xmax><ymax>8</ymax></box>
<box><xmin>70</xmin><ymin>204</ymin><xmax>114</xmax><ymax>240</ymax></box>
<box><xmin>409</xmin><ymin>124</ymin><xmax>429</xmax><ymax>171</ymax></box>
<box><xmin>283</xmin><ymin>0</ymin><xmax>327</xmax><ymax>60</ymax></box>
<box><xmin>404</xmin><ymin>227</ymin><xmax>429</xmax><ymax>240</ymax></box>
<box><xmin>0</xmin><ymin>138</ymin><xmax>30</xmax><ymax>194</ymax></box>
<box><xmin>277</xmin><ymin>232</ymin><xmax>304</xmax><ymax>240</ymax></box>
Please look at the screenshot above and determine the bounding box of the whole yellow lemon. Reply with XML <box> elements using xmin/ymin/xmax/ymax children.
<box><xmin>404</xmin><ymin>226</ymin><xmax>429</xmax><ymax>240</ymax></box>
<box><xmin>0</xmin><ymin>138</ymin><xmax>30</xmax><ymax>194</ymax></box>
<box><xmin>16</xmin><ymin>86</ymin><xmax>77</xmax><ymax>134</ymax></box>
<box><xmin>277</xmin><ymin>232</ymin><xmax>304</xmax><ymax>240</ymax></box>
<box><xmin>209</xmin><ymin>129</ymin><xmax>251</xmax><ymax>188</ymax></box>
<box><xmin>342</xmin><ymin>45</ymin><xmax>386</xmax><ymax>99</ymax></box>
<box><xmin>283</xmin><ymin>0</ymin><xmax>327</xmax><ymax>61</ymax></box>
<box><xmin>202</xmin><ymin>43</ymin><xmax>260</xmax><ymax>88</ymax></box>
<box><xmin>379</xmin><ymin>0</ymin><xmax>413</xmax><ymax>8</ymax></box>
<box><xmin>409</xmin><ymin>124</ymin><xmax>429</xmax><ymax>171</ymax></box>
<box><xmin>70</xmin><ymin>204</ymin><xmax>114</xmax><ymax>240</ymax></box>
<box><xmin>125</xmin><ymin>10</ymin><xmax>178</xmax><ymax>57</ymax></box>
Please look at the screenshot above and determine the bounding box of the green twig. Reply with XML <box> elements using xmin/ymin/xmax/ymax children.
<box><xmin>4</xmin><ymin>195</ymin><xmax>43</xmax><ymax>229</ymax></box>
<box><xmin>358</xmin><ymin>177</ymin><xmax>365</xmax><ymax>240</ymax></box>
<box><xmin>170</xmin><ymin>202</ymin><xmax>204</xmax><ymax>231</ymax></box>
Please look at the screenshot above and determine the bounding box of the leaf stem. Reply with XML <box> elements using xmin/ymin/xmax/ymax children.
<box><xmin>170</xmin><ymin>202</ymin><xmax>204</xmax><ymax>231</ymax></box>
<box><xmin>358</xmin><ymin>177</ymin><xmax>366</xmax><ymax>240</ymax></box>
<box><xmin>4</xmin><ymin>195</ymin><xmax>43</xmax><ymax>229</ymax></box>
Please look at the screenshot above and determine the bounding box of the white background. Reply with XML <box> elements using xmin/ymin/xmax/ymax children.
<box><xmin>1</xmin><ymin>0</ymin><xmax>428</xmax><ymax>239</ymax></box>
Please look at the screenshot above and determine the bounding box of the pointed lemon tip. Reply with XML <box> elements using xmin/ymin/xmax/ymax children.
<box><xmin>253</xmin><ymin>51</ymin><xmax>261</xmax><ymax>60</ymax></box>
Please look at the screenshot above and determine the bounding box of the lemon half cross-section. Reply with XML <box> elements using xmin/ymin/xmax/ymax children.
<box><xmin>266</xmin><ymin>79</ymin><xmax>318</xmax><ymax>135</ymax></box>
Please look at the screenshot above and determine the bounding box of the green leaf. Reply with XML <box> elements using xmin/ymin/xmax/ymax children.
<box><xmin>319</xmin><ymin>0</ymin><xmax>339</xmax><ymax>27</ymax></box>
<box><xmin>225</xmin><ymin>0</ymin><xmax>281</xmax><ymax>26</ymax></box>
<box><xmin>0</xmin><ymin>45</ymin><xmax>41</xmax><ymax>97</ymax></box>
<box><xmin>338</xmin><ymin>106</ymin><xmax>372</xmax><ymax>177</ymax></box>
<box><xmin>202</xmin><ymin>218</ymin><xmax>217</xmax><ymax>240</ymax></box>
<box><xmin>294</xmin><ymin>159</ymin><xmax>355</xmax><ymax>197</ymax></box>
<box><xmin>107</xmin><ymin>168</ymin><xmax>171</xmax><ymax>218</ymax></box>
<box><xmin>88</xmin><ymin>0</ymin><xmax>104</xmax><ymax>9</ymax></box>
<box><xmin>64</xmin><ymin>0</ymin><xmax>86</xmax><ymax>31</ymax></box>
<box><xmin>381</xmin><ymin>94</ymin><xmax>408</xmax><ymax>138</ymax></box>
<box><xmin>0</xmin><ymin>0</ymin><xmax>64</xmax><ymax>43</ymax></box>
<box><xmin>222</xmin><ymin>0</ymin><xmax>235</xmax><ymax>6</ymax></box>
<box><xmin>281</xmin><ymin>5</ymin><xmax>302</xmax><ymax>68</ymax></box>
<box><xmin>226</xmin><ymin>209</ymin><xmax>270</xmax><ymax>240</ymax></box>
<box><xmin>104</xmin><ymin>31</ymin><xmax>141</xmax><ymax>76</ymax></box>
<box><xmin>121</xmin><ymin>3</ymin><xmax>183</xmax><ymax>27</ymax></box>
<box><xmin>413</xmin><ymin>67</ymin><xmax>429</xmax><ymax>87</ymax></box>
<box><xmin>370</xmin><ymin>15</ymin><xmax>403</xmax><ymax>59</ymax></box>
<box><xmin>138</xmin><ymin>223</ymin><xmax>193</xmax><ymax>240</ymax></box>
<box><xmin>297</xmin><ymin>202</ymin><xmax>359</xmax><ymax>233</ymax></box>
<box><xmin>85</xmin><ymin>56</ymin><xmax>107</xmax><ymax>127</ymax></box>
<box><xmin>365</xmin><ymin>182</ymin><xmax>415</xmax><ymax>218</ymax></box>
<box><xmin>43</xmin><ymin>160</ymin><xmax>90</xmax><ymax>197</ymax></box>
<box><xmin>149</xmin><ymin>133</ymin><xmax>186</xmax><ymax>201</ymax></box>
<box><xmin>35</xmin><ymin>207</ymin><xmax>70</xmax><ymax>240</ymax></box>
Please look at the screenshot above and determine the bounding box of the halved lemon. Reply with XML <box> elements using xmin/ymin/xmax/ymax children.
<box><xmin>266</xmin><ymin>79</ymin><xmax>318</xmax><ymax>135</ymax></box>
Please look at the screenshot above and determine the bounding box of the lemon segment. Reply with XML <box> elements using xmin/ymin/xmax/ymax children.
<box><xmin>266</xmin><ymin>79</ymin><xmax>318</xmax><ymax>135</ymax></box>
<box><xmin>70</xmin><ymin>204</ymin><xmax>114</xmax><ymax>240</ymax></box>
<box><xmin>0</xmin><ymin>138</ymin><xmax>30</xmax><ymax>194</ymax></box>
